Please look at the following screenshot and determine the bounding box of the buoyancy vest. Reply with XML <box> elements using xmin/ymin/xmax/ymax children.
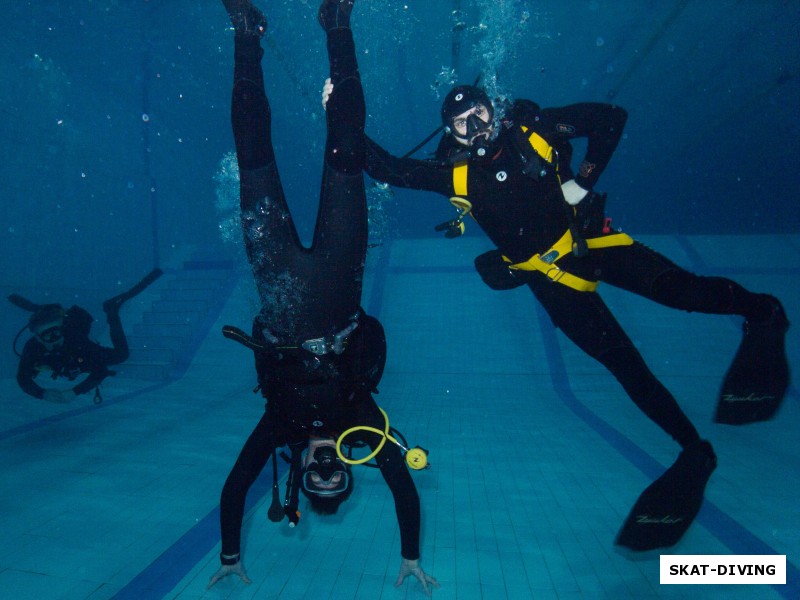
<box><xmin>452</xmin><ymin>127</ymin><xmax>634</xmax><ymax>292</ymax></box>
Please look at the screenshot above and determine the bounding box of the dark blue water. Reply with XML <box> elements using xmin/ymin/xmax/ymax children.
<box><xmin>2</xmin><ymin>0</ymin><xmax>798</xmax><ymax>377</ymax></box>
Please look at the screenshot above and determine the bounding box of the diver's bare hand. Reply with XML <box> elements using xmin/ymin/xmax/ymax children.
<box><xmin>207</xmin><ymin>559</ymin><xmax>252</xmax><ymax>589</ymax></box>
<box><xmin>395</xmin><ymin>558</ymin><xmax>439</xmax><ymax>596</ymax></box>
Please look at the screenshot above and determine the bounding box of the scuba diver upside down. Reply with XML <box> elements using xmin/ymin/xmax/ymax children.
<box><xmin>343</xmin><ymin>81</ymin><xmax>791</xmax><ymax>550</ymax></box>
<box><xmin>209</xmin><ymin>0</ymin><xmax>437</xmax><ymax>594</ymax></box>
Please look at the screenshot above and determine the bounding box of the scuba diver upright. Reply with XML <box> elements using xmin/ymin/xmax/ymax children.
<box><xmin>343</xmin><ymin>82</ymin><xmax>791</xmax><ymax>551</ymax></box>
<box><xmin>10</xmin><ymin>268</ymin><xmax>163</xmax><ymax>404</ymax></box>
<box><xmin>208</xmin><ymin>0</ymin><xmax>437</xmax><ymax>594</ymax></box>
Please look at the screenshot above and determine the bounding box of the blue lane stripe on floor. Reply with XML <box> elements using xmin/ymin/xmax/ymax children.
<box><xmin>112</xmin><ymin>463</ymin><xmax>285</xmax><ymax>600</ymax></box>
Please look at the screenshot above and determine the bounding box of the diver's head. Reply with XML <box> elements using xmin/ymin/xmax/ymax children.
<box><xmin>29</xmin><ymin>305</ymin><xmax>65</xmax><ymax>350</ymax></box>
<box><xmin>300</xmin><ymin>438</ymin><xmax>354</xmax><ymax>514</ymax></box>
<box><xmin>441</xmin><ymin>85</ymin><xmax>495</xmax><ymax>151</ymax></box>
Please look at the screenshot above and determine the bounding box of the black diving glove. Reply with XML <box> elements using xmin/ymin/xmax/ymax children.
<box><xmin>474</xmin><ymin>250</ymin><xmax>527</xmax><ymax>290</ymax></box>
<box><xmin>574</xmin><ymin>191</ymin><xmax>609</xmax><ymax>237</ymax></box>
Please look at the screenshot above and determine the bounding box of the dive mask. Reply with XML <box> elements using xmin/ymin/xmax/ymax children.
<box><xmin>450</xmin><ymin>111</ymin><xmax>494</xmax><ymax>152</ymax></box>
<box><xmin>37</xmin><ymin>326</ymin><xmax>64</xmax><ymax>344</ymax></box>
<box><xmin>302</xmin><ymin>445</ymin><xmax>350</xmax><ymax>496</ymax></box>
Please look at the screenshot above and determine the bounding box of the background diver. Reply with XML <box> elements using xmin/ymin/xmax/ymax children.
<box><xmin>208</xmin><ymin>0</ymin><xmax>437</xmax><ymax>593</ymax></box>
<box><xmin>10</xmin><ymin>268</ymin><xmax>163</xmax><ymax>404</ymax></box>
<box><xmin>320</xmin><ymin>79</ymin><xmax>791</xmax><ymax>551</ymax></box>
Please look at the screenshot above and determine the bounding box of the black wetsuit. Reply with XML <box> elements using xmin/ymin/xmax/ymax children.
<box><xmin>365</xmin><ymin>101</ymin><xmax>770</xmax><ymax>449</ymax></box>
<box><xmin>219</xmin><ymin>28</ymin><xmax>420</xmax><ymax>561</ymax></box>
<box><xmin>16</xmin><ymin>306</ymin><xmax>129</xmax><ymax>399</ymax></box>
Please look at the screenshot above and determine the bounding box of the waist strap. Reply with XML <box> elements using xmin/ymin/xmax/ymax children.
<box><xmin>223</xmin><ymin>313</ymin><xmax>360</xmax><ymax>357</ymax></box>
<box><xmin>505</xmin><ymin>229</ymin><xmax>634</xmax><ymax>292</ymax></box>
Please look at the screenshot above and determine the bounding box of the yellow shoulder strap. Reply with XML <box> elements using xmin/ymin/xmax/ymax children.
<box><xmin>453</xmin><ymin>161</ymin><xmax>468</xmax><ymax>196</ymax></box>
<box><xmin>520</xmin><ymin>126</ymin><xmax>554</xmax><ymax>164</ymax></box>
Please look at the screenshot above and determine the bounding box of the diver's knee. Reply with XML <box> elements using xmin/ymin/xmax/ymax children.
<box><xmin>650</xmin><ymin>268</ymin><xmax>694</xmax><ymax>303</ymax></box>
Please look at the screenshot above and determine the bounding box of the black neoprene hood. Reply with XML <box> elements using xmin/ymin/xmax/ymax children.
<box><xmin>441</xmin><ymin>85</ymin><xmax>493</xmax><ymax>127</ymax></box>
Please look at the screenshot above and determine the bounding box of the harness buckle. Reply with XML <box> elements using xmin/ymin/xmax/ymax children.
<box><xmin>301</xmin><ymin>338</ymin><xmax>331</xmax><ymax>356</ymax></box>
<box><xmin>539</xmin><ymin>249</ymin><xmax>559</xmax><ymax>265</ymax></box>
<box><xmin>301</xmin><ymin>317</ymin><xmax>360</xmax><ymax>356</ymax></box>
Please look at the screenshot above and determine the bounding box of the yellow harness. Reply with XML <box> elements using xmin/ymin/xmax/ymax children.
<box><xmin>451</xmin><ymin>127</ymin><xmax>634</xmax><ymax>292</ymax></box>
<box><xmin>504</xmin><ymin>229</ymin><xmax>633</xmax><ymax>292</ymax></box>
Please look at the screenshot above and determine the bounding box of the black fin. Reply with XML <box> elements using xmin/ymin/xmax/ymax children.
<box><xmin>102</xmin><ymin>268</ymin><xmax>163</xmax><ymax>314</ymax></box>
<box><xmin>8</xmin><ymin>294</ymin><xmax>42</xmax><ymax>312</ymax></box>
<box><xmin>615</xmin><ymin>441</ymin><xmax>717</xmax><ymax>551</ymax></box>
<box><xmin>715</xmin><ymin>302</ymin><xmax>790</xmax><ymax>425</ymax></box>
